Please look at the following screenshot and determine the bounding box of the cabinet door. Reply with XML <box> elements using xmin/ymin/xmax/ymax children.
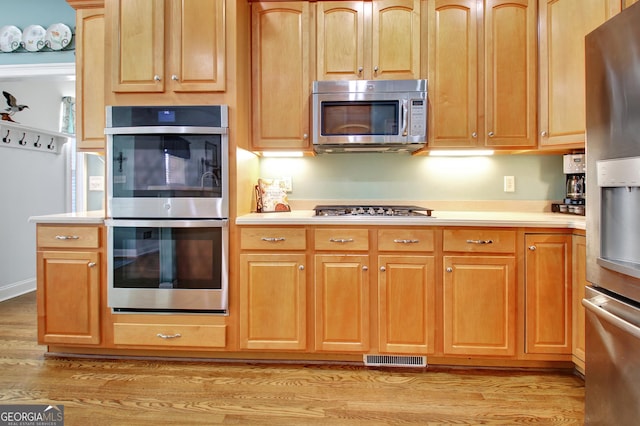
<box><xmin>427</xmin><ymin>0</ymin><xmax>480</xmax><ymax>148</ymax></box>
<box><xmin>538</xmin><ymin>0</ymin><xmax>621</xmax><ymax>148</ymax></box>
<box><xmin>317</xmin><ymin>1</ymin><xmax>366</xmax><ymax>80</ymax></box>
<box><xmin>371</xmin><ymin>0</ymin><xmax>422</xmax><ymax>80</ymax></box>
<box><xmin>484</xmin><ymin>0</ymin><xmax>537</xmax><ymax>148</ymax></box>
<box><xmin>525</xmin><ymin>234</ymin><xmax>572</xmax><ymax>355</ymax></box>
<box><xmin>240</xmin><ymin>254</ymin><xmax>306</xmax><ymax>350</ymax></box>
<box><xmin>315</xmin><ymin>255</ymin><xmax>370</xmax><ymax>352</ymax></box>
<box><xmin>624</xmin><ymin>0</ymin><xmax>639</xmax><ymax>7</ymax></box>
<box><xmin>168</xmin><ymin>0</ymin><xmax>225</xmax><ymax>92</ymax></box>
<box><xmin>37</xmin><ymin>251</ymin><xmax>100</xmax><ymax>345</ymax></box>
<box><xmin>443</xmin><ymin>256</ymin><xmax>516</xmax><ymax>356</ymax></box>
<box><xmin>378</xmin><ymin>255</ymin><xmax>435</xmax><ymax>354</ymax></box>
<box><xmin>251</xmin><ymin>2</ymin><xmax>311</xmax><ymax>150</ymax></box>
<box><xmin>108</xmin><ymin>0</ymin><xmax>165</xmax><ymax>93</ymax></box>
<box><xmin>75</xmin><ymin>8</ymin><xmax>105</xmax><ymax>150</ymax></box>
<box><xmin>572</xmin><ymin>235</ymin><xmax>586</xmax><ymax>371</ymax></box>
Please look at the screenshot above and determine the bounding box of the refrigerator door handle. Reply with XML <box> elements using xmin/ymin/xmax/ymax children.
<box><xmin>583</xmin><ymin>297</ymin><xmax>640</xmax><ymax>340</ymax></box>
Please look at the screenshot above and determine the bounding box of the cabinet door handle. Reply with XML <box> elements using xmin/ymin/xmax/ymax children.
<box><xmin>393</xmin><ymin>239</ymin><xmax>419</xmax><ymax>244</ymax></box>
<box><xmin>329</xmin><ymin>238</ymin><xmax>354</xmax><ymax>243</ymax></box>
<box><xmin>298</xmin><ymin>265</ymin><xmax>305</xmax><ymax>271</ymax></box>
<box><xmin>466</xmin><ymin>239</ymin><xmax>493</xmax><ymax>245</ymax></box>
<box><xmin>87</xmin><ymin>262</ymin><xmax>96</xmax><ymax>268</ymax></box>
<box><xmin>472</xmin><ymin>132</ymin><xmax>478</xmax><ymax>138</ymax></box>
<box><xmin>528</xmin><ymin>245</ymin><xmax>537</xmax><ymax>251</ymax></box>
<box><xmin>374</xmin><ymin>66</ymin><xmax>379</xmax><ymax>74</ymax></box>
<box><xmin>488</xmin><ymin>131</ymin><xmax>495</xmax><ymax>137</ymax></box>
<box><xmin>171</xmin><ymin>74</ymin><xmax>179</xmax><ymax>81</ymax></box>
<box><xmin>540</xmin><ymin>131</ymin><xmax>547</xmax><ymax>137</ymax></box>
<box><xmin>55</xmin><ymin>235</ymin><xmax>79</xmax><ymax>240</ymax></box>
<box><xmin>362</xmin><ymin>266</ymin><xmax>368</xmax><ymax>271</ymax></box>
<box><xmin>157</xmin><ymin>333</ymin><xmax>181</xmax><ymax>339</ymax></box>
<box><xmin>446</xmin><ymin>267</ymin><xmax>453</xmax><ymax>273</ymax></box>
<box><xmin>261</xmin><ymin>237</ymin><xmax>286</xmax><ymax>242</ymax></box>
<box><xmin>358</xmin><ymin>67</ymin><xmax>363</xmax><ymax>75</ymax></box>
<box><xmin>380</xmin><ymin>266</ymin><xmax>386</xmax><ymax>272</ymax></box>
<box><xmin>153</xmin><ymin>75</ymin><xmax>161</xmax><ymax>82</ymax></box>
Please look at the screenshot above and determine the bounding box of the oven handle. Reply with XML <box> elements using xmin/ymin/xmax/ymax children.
<box><xmin>105</xmin><ymin>219</ymin><xmax>228</xmax><ymax>228</ymax></box>
<box><xmin>105</xmin><ymin>126</ymin><xmax>228</xmax><ymax>135</ymax></box>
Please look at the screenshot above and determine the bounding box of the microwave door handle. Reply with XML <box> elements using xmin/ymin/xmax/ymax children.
<box><xmin>401</xmin><ymin>99</ymin><xmax>408</xmax><ymax>137</ymax></box>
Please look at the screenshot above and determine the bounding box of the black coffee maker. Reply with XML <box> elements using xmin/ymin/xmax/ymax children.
<box><xmin>553</xmin><ymin>154</ymin><xmax>585</xmax><ymax>215</ymax></box>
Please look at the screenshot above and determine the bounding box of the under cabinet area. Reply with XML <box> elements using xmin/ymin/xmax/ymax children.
<box><xmin>106</xmin><ymin>0</ymin><xmax>225</xmax><ymax>95</ymax></box>
<box><xmin>36</xmin><ymin>225</ymin><xmax>103</xmax><ymax>346</ymax></box>
<box><xmin>442</xmin><ymin>229</ymin><xmax>517</xmax><ymax>357</ymax></box>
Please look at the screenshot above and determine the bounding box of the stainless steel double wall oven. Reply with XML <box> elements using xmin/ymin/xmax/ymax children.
<box><xmin>105</xmin><ymin>105</ymin><xmax>229</xmax><ymax>313</ymax></box>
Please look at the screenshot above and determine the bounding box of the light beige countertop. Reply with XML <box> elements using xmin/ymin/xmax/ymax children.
<box><xmin>236</xmin><ymin>210</ymin><xmax>586</xmax><ymax>230</ymax></box>
<box><xmin>28</xmin><ymin>210</ymin><xmax>106</xmax><ymax>225</ymax></box>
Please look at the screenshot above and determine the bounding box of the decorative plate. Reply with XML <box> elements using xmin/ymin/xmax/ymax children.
<box><xmin>0</xmin><ymin>25</ymin><xmax>22</xmax><ymax>52</ymax></box>
<box><xmin>45</xmin><ymin>23</ymin><xmax>72</xmax><ymax>51</ymax></box>
<box><xmin>22</xmin><ymin>24</ymin><xmax>46</xmax><ymax>52</ymax></box>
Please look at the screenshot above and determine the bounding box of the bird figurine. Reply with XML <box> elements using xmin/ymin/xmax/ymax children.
<box><xmin>3</xmin><ymin>91</ymin><xmax>29</xmax><ymax>116</ymax></box>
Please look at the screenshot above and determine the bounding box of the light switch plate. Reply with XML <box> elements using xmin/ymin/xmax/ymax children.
<box><xmin>504</xmin><ymin>176</ymin><xmax>515</xmax><ymax>192</ymax></box>
<box><xmin>281</xmin><ymin>176</ymin><xmax>292</xmax><ymax>192</ymax></box>
<box><xmin>89</xmin><ymin>175</ymin><xmax>104</xmax><ymax>191</ymax></box>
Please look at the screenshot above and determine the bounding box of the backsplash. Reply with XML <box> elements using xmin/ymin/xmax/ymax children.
<box><xmin>259</xmin><ymin>153</ymin><xmax>565</xmax><ymax>202</ymax></box>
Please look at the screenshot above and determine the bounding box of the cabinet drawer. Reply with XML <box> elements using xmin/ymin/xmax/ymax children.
<box><xmin>378</xmin><ymin>229</ymin><xmax>435</xmax><ymax>252</ymax></box>
<box><xmin>240</xmin><ymin>228</ymin><xmax>306</xmax><ymax>250</ymax></box>
<box><xmin>443</xmin><ymin>229</ymin><xmax>515</xmax><ymax>253</ymax></box>
<box><xmin>315</xmin><ymin>229</ymin><xmax>369</xmax><ymax>251</ymax></box>
<box><xmin>37</xmin><ymin>225</ymin><xmax>100</xmax><ymax>249</ymax></box>
<box><xmin>113</xmin><ymin>323</ymin><xmax>226</xmax><ymax>348</ymax></box>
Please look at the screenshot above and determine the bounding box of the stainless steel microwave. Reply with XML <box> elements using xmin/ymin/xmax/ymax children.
<box><xmin>311</xmin><ymin>79</ymin><xmax>427</xmax><ymax>153</ymax></box>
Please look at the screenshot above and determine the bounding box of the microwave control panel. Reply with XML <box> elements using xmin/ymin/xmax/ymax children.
<box><xmin>409</xmin><ymin>99</ymin><xmax>427</xmax><ymax>136</ymax></box>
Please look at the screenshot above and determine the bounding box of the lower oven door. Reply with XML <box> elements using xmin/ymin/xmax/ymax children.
<box><xmin>106</xmin><ymin>219</ymin><xmax>228</xmax><ymax>313</ymax></box>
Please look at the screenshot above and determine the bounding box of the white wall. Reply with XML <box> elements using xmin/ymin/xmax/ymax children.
<box><xmin>0</xmin><ymin>77</ymin><xmax>74</xmax><ymax>301</ymax></box>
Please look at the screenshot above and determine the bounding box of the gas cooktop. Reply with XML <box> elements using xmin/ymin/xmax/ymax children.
<box><xmin>314</xmin><ymin>205</ymin><xmax>434</xmax><ymax>217</ymax></box>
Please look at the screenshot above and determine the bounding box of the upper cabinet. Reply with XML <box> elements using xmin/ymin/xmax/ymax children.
<box><xmin>538</xmin><ymin>0</ymin><xmax>621</xmax><ymax>149</ymax></box>
<box><xmin>74</xmin><ymin>7</ymin><xmax>105</xmax><ymax>151</ymax></box>
<box><xmin>251</xmin><ymin>2</ymin><xmax>312</xmax><ymax>151</ymax></box>
<box><xmin>106</xmin><ymin>0</ymin><xmax>225</xmax><ymax>94</ymax></box>
<box><xmin>427</xmin><ymin>0</ymin><xmax>537</xmax><ymax>149</ymax></box>
<box><xmin>316</xmin><ymin>0</ymin><xmax>422</xmax><ymax>80</ymax></box>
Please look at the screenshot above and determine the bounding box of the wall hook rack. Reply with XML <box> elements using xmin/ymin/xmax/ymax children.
<box><xmin>0</xmin><ymin>122</ymin><xmax>69</xmax><ymax>155</ymax></box>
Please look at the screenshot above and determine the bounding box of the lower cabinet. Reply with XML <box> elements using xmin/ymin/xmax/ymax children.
<box><xmin>314</xmin><ymin>254</ymin><xmax>371</xmax><ymax>352</ymax></box>
<box><xmin>239</xmin><ymin>253</ymin><xmax>307</xmax><ymax>350</ymax></box>
<box><xmin>524</xmin><ymin>234</ymin><xmax>572</xmax><ymax>355</ymax></box>
<box><xmin>572</xmin><ymin>234</ymin><xmax>587</xmax><ymax>371</ymax></box>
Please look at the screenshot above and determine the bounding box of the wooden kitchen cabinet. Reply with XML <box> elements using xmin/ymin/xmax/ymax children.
<box><xmin>377</xmin><ymin>228</ymin><xmax>436</xmax><ymax>354</ymax></box>
<box><xmin>524</xmin><ymin>234</ymin><xmax>572</xmax><ymax>355</ymax></box>
<box><xmin>107</xmin><ymin>0</ymin><xmax>225</xmax><ymax>94</ymax></box>
<box><xmin>74</xmin><ymin>7</ymin><xmax>106</xmax><ymax>151</ymax></box>
<box><xmin>624</xmin><ymin>0</ymin><xmax>639</xmax><ymax>6</ymax></box>
<box><xmin>239</xmin><ymin>228</ymin><xmax>307</xmax><ymax>350</ymax></box>
<box><xmin>538</xmin><ymin>0</ymin><xmax>620</xmax><ymax>149</ymax></box>
<box><xmin>316</xmin><ymin>0</ymin><xmax>422</xmax><ymax>81</ymax></box>
<box><xmin>442</xmin><ymin>229</ymin><xmax>517</xmax><ymax>357</ymax></box>
<box><xmin>251</xmin><ymin>2</ymin><xmax>312</xmax><ymax>151</ymax></box>
<box><xmin>426</xmin><ymin>0</ymin><xmax>537</xmax><ymax>149</ymax></box>
<box><xmin>36</xmin><ymin>225</ymin><xmax>102</xmax><ymax>345</ymax></box>
<box><xmin>572</xmin><ymin>234</ymin><xmax>587</xmax><ymax>372</ymax></box>
<box><xmin>239</xmin><ymin>254</ymin><xmax>306</xmax><ymax>350</ymax></box>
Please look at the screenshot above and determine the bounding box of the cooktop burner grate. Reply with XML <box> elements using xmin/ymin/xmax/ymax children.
<box><xmin>314</xmin><ymin>205</ymin><xmax>434</xmax><ymax>217</ymax></box>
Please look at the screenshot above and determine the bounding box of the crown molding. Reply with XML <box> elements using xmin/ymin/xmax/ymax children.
<box><xmin>0</xmin><ymin>63</ymin><xmax>75</xmax><ymax>81</ymax></box>
<box><xmin>66</xmin><ymin>0</ymin><xmax>104</xmax><ymax>9</ymax></box>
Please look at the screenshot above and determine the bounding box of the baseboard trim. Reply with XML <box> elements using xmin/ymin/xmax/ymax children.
<box><xmin>0</xmin><ymin>278</ymin><xmax>36</xmax><ymax>302</ymax></box>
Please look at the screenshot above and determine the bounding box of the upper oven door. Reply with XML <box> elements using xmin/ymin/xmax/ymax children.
<box><xmin>106</xmin><ymin>128</ymin><xmax>228</xmax><ymax>219</ymax></box>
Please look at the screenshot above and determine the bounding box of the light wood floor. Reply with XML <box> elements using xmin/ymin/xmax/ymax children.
<box><xmin>1</xmin><ymin>292</ymin><xmax>585</xmax><ymax>425</ymax></box>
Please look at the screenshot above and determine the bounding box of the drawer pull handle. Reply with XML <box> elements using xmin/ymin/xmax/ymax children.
<box><xmin>55</xmin><ymin>235</ymin><xmax>80</xmax><ymax>240</ymax></box>
<box><xmin>157</xmin><ymin>333</ymin><xmax>182</xmax><ymax>340</ymax></box>
<box><xmin>329</xmin><ymin>238</ymin><xmax>354</xmax><ymax>243</ymax></box>
<box><xmin>466</xmin><ymin>239</ymin><xmax>493</xmax><ymax>245</ymax></box>
<box><xmin>261</xmin><ymin>237</ymin><xmax>286</xmax><ymax>242</ymax></box>
<box><xmin>393</xmin><ymin>239</ymin><xmax>419</xmax><ymax>244</ymax></box>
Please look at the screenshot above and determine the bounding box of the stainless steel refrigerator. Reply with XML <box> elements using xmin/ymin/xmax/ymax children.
<box><xmin>585</xmin><ymin>2</ymin><xmax>640</xmax><ymax>424</ymax></box>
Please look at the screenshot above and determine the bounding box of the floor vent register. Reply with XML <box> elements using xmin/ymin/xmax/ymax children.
<box><xmin>363</xmin><ymin>355</ymin><xmax>427</xmax><ymax>368</ymax></box>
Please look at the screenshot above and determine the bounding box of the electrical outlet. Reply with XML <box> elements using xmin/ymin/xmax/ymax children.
<box><xmin>281</xmin><ymin>176</ymin><xmax>293</xmax><ymax>192</ymax></box>
<box><xmin>89</xmin><ymin>176</ymin><xmax>104</xmax><ymax>191</ymax></box>
<box><xmin>504</xmin><ymin>176</ymin><xmax>515</xmax><ymax>192</ymax></box>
